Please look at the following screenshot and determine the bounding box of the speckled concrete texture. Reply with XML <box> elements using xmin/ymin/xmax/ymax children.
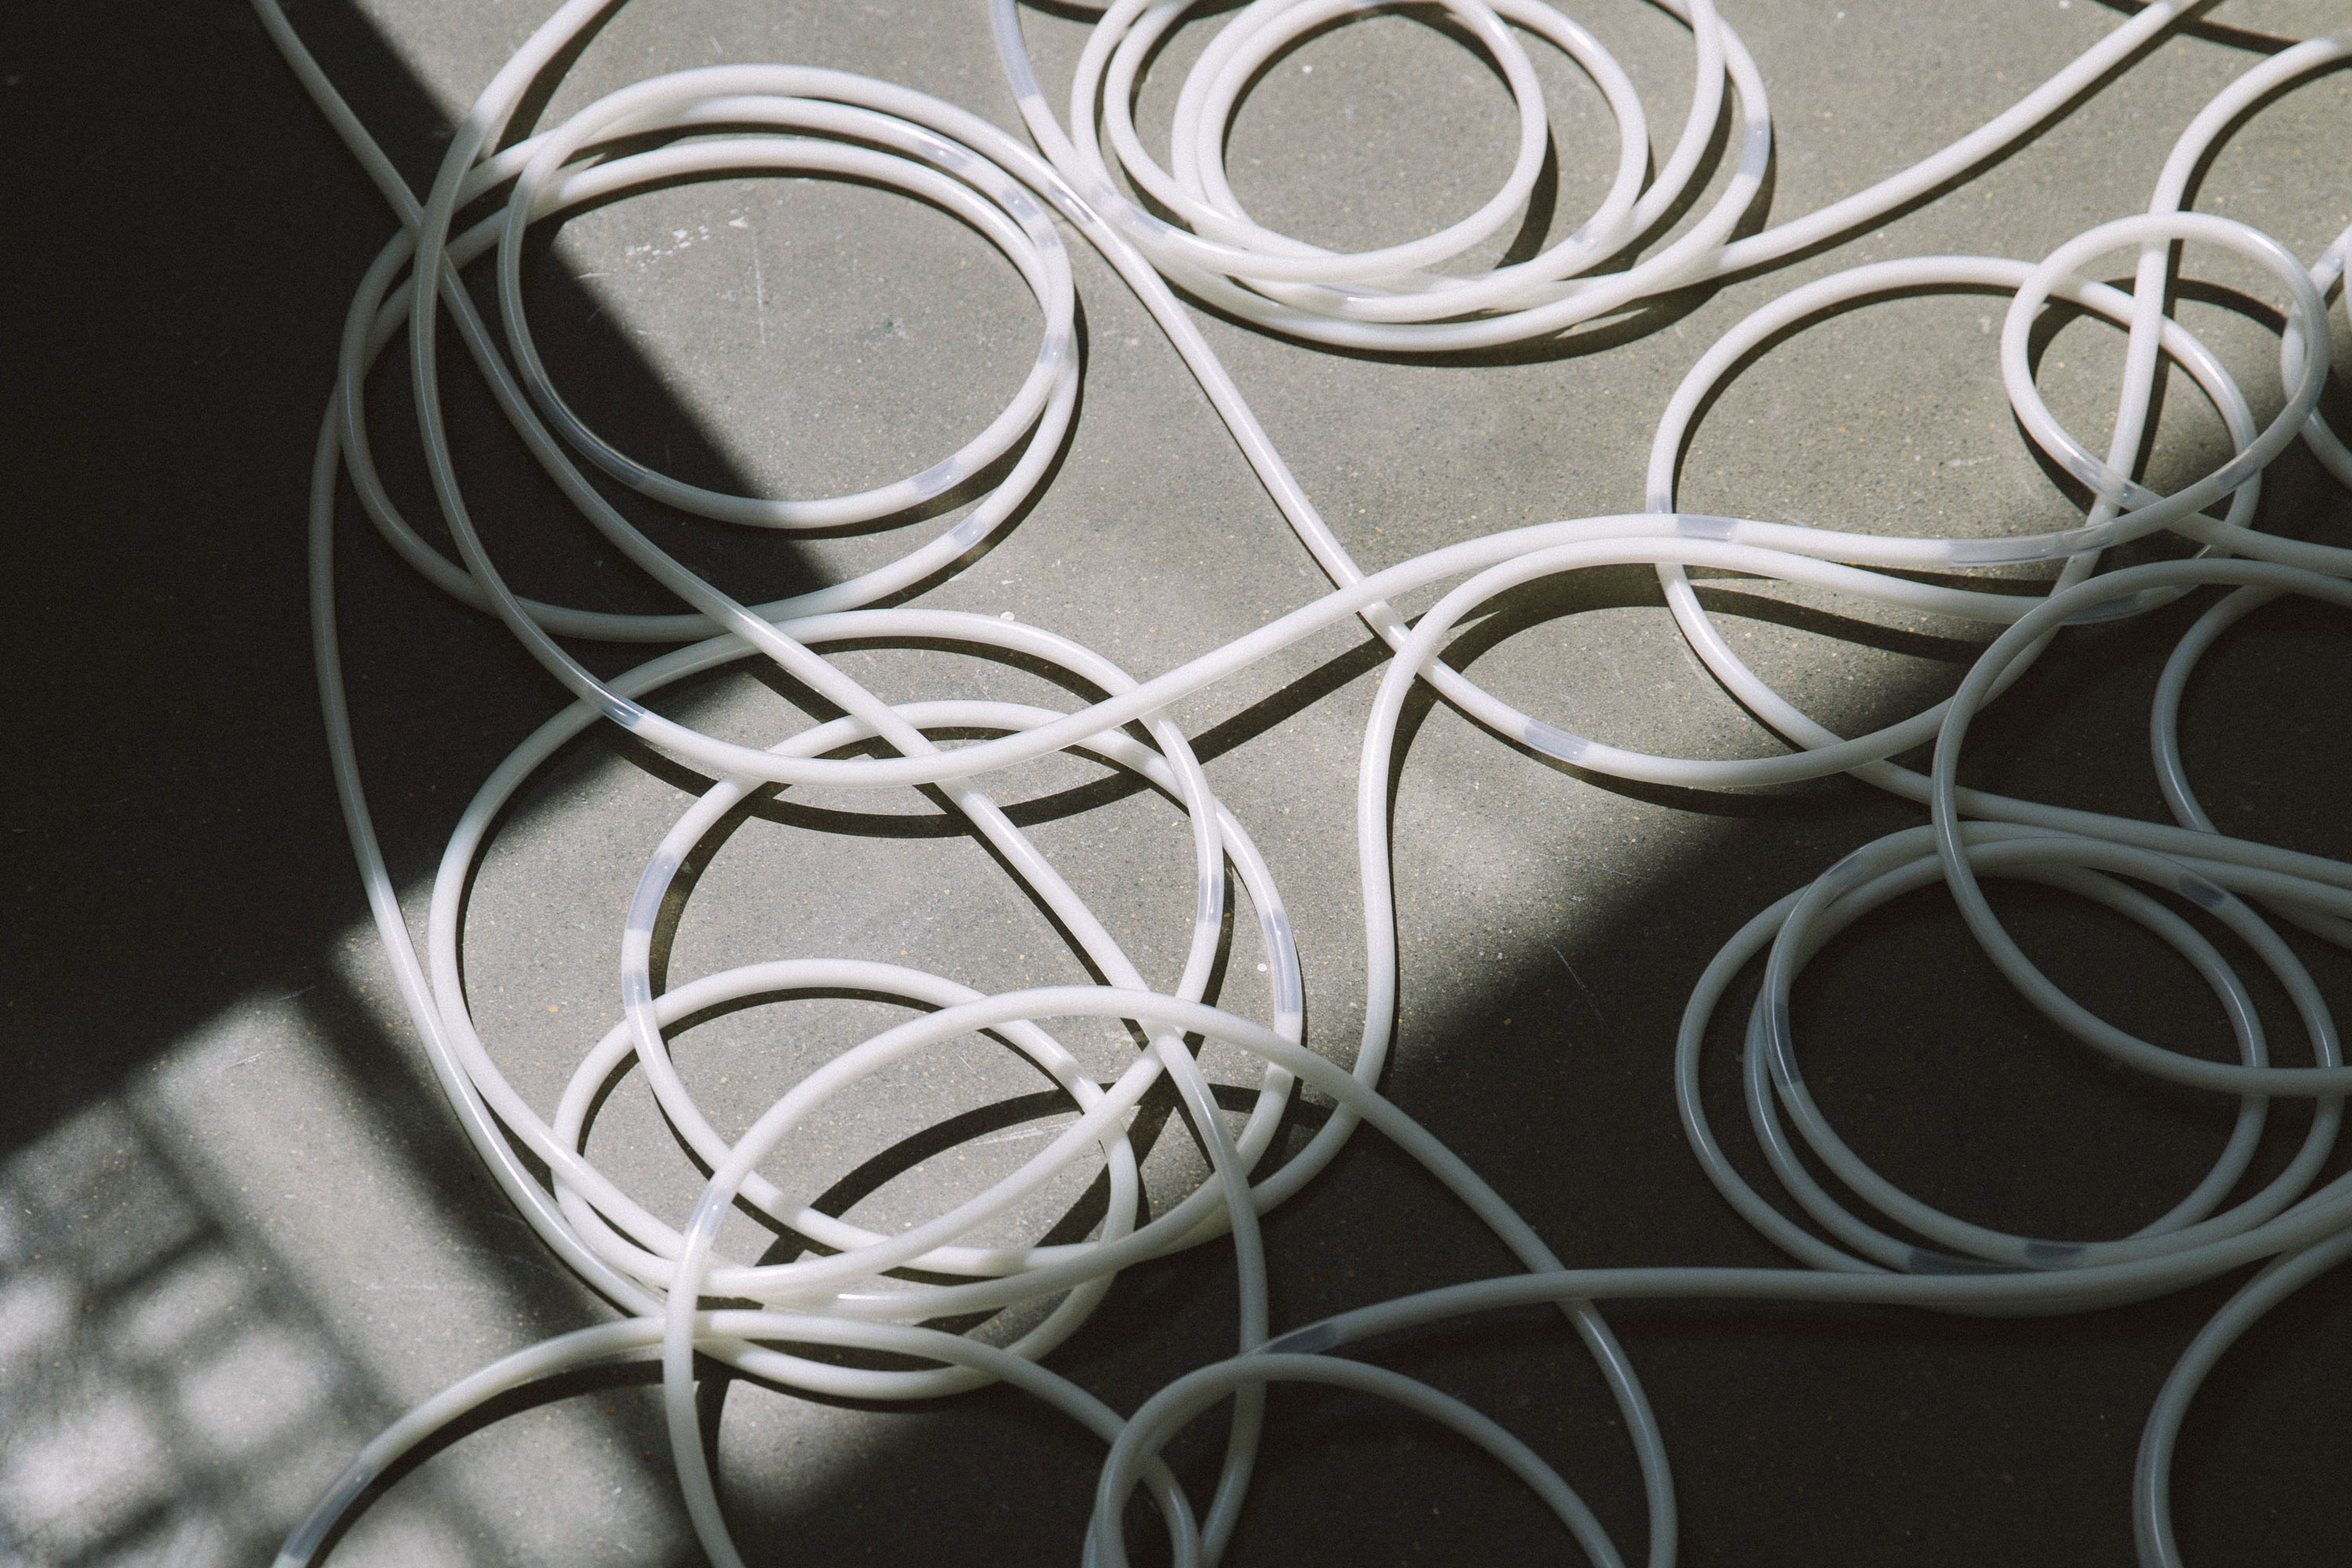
<box><xmin>5</xmin><ymin>2</ymin><xmax>2352</xmax><ymax>1564</ymax></box>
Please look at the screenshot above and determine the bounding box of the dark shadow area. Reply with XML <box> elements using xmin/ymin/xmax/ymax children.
<box><xmin>989</xmin><ymin>501</ymin><xmax>2352</xmax><ymax>1568</ymax></box>
<box><xmin>0</xmin><ymin>1</ymin><xmax>833</xmax><ymax>1559</ymax></box>
<box><xmin>653</xmin><ymin>465</ymin><xmax>2347</xmax><ymax>1567</ymax></box>
<box><xmin>0</xmin><ymin>0</ymin><xmax>813</xmax><ymax>1149</ymax></box>
<box><xmin>9</xmin><ymin>3</ymin><xmax>2352</xmax><ymax>1567</ymax></box>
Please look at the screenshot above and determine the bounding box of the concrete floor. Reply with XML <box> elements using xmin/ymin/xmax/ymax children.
<box><xmin>5</xmin><ymin>0</ymin><xmax>2352</xmax><ymax>1563</ymax></box>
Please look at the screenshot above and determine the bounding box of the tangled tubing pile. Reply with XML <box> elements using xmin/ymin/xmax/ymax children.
<box><xmin>252</xmin><ymin>0</ymin><xmax>2352</xmax><ymax>1562</ymax></box>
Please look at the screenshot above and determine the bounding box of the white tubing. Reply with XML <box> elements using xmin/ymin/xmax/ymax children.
<box><xmin>252</xmin><ymin>2</ymin><xmax>2352</xmax><ymax>1566</ymax></box>
<box><xmin>992</xmin><ymin>0</ymin><xmax>2225</xmax><ymax>352</ymax></box>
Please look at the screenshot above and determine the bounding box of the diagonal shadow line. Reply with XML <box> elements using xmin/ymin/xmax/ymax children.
<box><xmin>304</xmin><ymin>8</ymin><xmax>2352</xmax><ymax>1563</ymax></box>
<box><xmin>5</xmin><ymin>0</ymin><xmax>1113</xmax><ymax>1145</ymax></box>
<box><xmin>2</xmin><ymin>1</ymin><xmax>1073</xmax><ymax>1561</ymax></box>
<box><xmin>18</xmin><ymin>2</ymin><xmax>2352</xmax><ymax>1568</ymax></box>
<box><xmin>3</xmin><ymin>0</ymin><xmax>825</xmax><ymax>1153</ymax></box>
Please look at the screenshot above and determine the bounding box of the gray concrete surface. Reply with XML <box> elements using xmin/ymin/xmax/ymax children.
<box><xmin>5</xmin><ymin>1</ymin><xmax>2352</xmax><ymax>1564</ymax></box>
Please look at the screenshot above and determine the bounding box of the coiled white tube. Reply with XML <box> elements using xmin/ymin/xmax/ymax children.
<box><xmin>990</xmin><ymin>0</ymin><xmax>2219</xmax><ymax>352</ymax></box>
<box><xmin>249</xmin><ymin>1</ymin><xmax>2352</xmax><ymax>1565</ymax></box>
